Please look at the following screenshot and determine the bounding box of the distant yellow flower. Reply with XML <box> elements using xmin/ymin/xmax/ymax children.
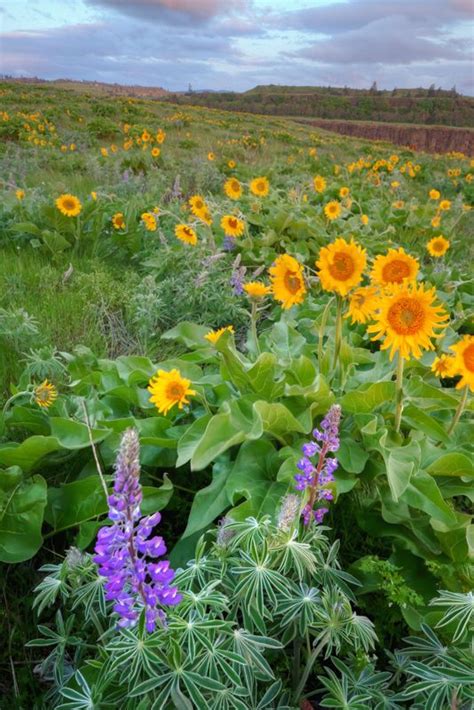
<box><xmin>224</xmin><ymin>177</ymin><xmax>242</xmax><ymax>200</ymax></box>
<box><xmin>110</xmin><ymin>144</ymin><xmax>117</xmax><ymax>153</ymax></box>
<box><xmin>345</xmin><ymin>286</ymin><xmax>379</xmax><ymax>324</ymax></box>
<box><xmin>367</xmin><ymin>282</ymin><xmax>448</xmax><ymax>360</ymax></box>
<box><xmin>392</xmin><ymin>200</ymin><xmax>405</xmax><ymax>209</ymax></box>
<box><xmin>371</xmin><ymin>247</ymin><xmax>419</xmax><ymax>286</ymax></box>
<box><xmin>227</xmin><ymin>160</ymin><xmax>236</xmax><ymax>169</ymax></box>
<box><xmin>427</xmin><ymin>236</ymin><xmax>450</xmax><ymax>257</ymax></box>
<box><xmin>269</xmin><ymin>254</ymin><xmax>306</xmax><ymax>309</ymax></box>
<box><xmin>431</xmin><ymin>354</ymin><xmax>456</xmax><ymax>378</ymax></box>
<box><xmin>205</xmin><ymin>325</ymin><xmax>234</xmax><ymax>344</ymax></box>
<box><xmin>316</xmin><ymin>238</ymin><xmax>366</xmax><ymax>296</ymax></box>
<box><xmin>15</xmin><ymin>189</ymin><xmax>25</xmax><ymax>200</ymax></box>
<box><xmin>220</xmin><ymin>214</ymin><xmax>244</xmax><ymax>237</ymax></box>
<box><xmin>339</xmin><ymin>186</ymin><xmax>350</xmax><ymax>198</ymax></box>
<box><xmin>450</xmin><ymin>335</ymin><xmax>474</xmax><ymax>391</ymax></box>
<box><xmin>189</xmin><ymin>195</ymin><xmax>207</xmax><ymax>217</ymax></box>
<box><xmin>207</xmin><ymin>152</ymin><xmax>215</xmax><ymax>161</ymax></box>
<box><xmin>360</xmin><ymin>214</ymin><xmax>369</xmax><ymax>225</ymax></box>
<box><xmin>148</xmin><ymin>369</ymin><xmax>196</xmax><ymax>414</ymax></box>
<box><xmin>112</xmin><ymin>212</ymin><xmax>126</xmax><ymax>230</ymax></box>
<box><xmin>34</xmin><ymin>380</ymin><xmax>58</xmax><ymax>408</ymax></box>
<box><xmin>250</xmin><ymin>176</ymin><xmax>270</xmax><ymax>197</ymax></box>
<box><xmin>243</xmin><ymin>281</ymin><xmax>272</xmax><ymax>299</ymax></box>
<box><xmin>324</xmin><ymin>200</ymin><xmax>342</xmax><ymax>220</ymax></box>
<box><xmin>309</xmin><ymin>147</ymin><xmax>317</xmax><ymax>157</ymax></box>
<box><xmin>439</xmin><ymin>199</ymin><xmax>451</xmax><ymax>211</ymax></box>
<box><xmin>431</xmin><ymin>215</ymin><xmax>441</xmax><ymax>228</ymax></box>
<box><xmin>141</xmin><ymin>212</ymin><xmax>157</xmax><ymax>231</ymax></box>
<box><xmin>391</xmin><ymin>181</ymin><xmax>400</xmax><ymax>189</ymax></box>
<box><xmin>69</xmin><ymin>143</ymin><xmax>76</xmax><ymax>151</ymax></box>
<box><xmin>90</xmin><ymin>191</ymin><xmax>97</xmax><ymax>201</ymax></box>
<box><xmin>313</xmin><ymin>175</ymin><xmax>326</xmax><ymax>193</ymax></box>
<box><xmin>100</xmin><ymin>147</ymin><xmax>108</xmax><ymax>157</ymax></box>
<box><xmin>156</xmin><ymin>129</ymin><xmax>166</xmax><ymax>144</ymax></box>
<box><xmin>175</xmin><ymin>224</ymin><xmax>197</xmax><ymax>245</ymax></box>
<box><xmin>141</xmin><ymin>130</ymin><xmax>151</xmax><ymax>142</ymax></box>
<box><xmin>56</xmin><ymin>194</ymin><xmax>81</xmax><ymax>217</ymax></box>
<box><xmin>151</xmin><ymin>147</ymin><xmax>161</xmax><ymax>158</ymax></box>
<box><xmin>429</xmin><ymin>189</ymin><xmax>440</xmax><ymax>200</ymax></box>
<box><xmin>198</xmin><ymin>208</ymin><xmax>213</xmax><ymax>226</ymax></box>
<box><xmin>60</xmin><ymin>144</ymin><xmax>68</xmax><ymax>152</ymax></box>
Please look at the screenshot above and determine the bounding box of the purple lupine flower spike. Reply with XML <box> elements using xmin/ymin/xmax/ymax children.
<box><xmin>94</xmin><ymin>429</ymin><xmax>181</xmax><ymax>632</ymax></box>
<box><xmin>294</xmin><ymin>405</ymin><xmax>341</xmax><ymax>525</ymax></box>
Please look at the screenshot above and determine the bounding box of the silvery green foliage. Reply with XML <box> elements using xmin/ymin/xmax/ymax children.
<box><xmin>27</xmin><ymin>513</ymin><xmax>376</xmax><ymax>709</ymax></box>
<box><xmin>319</xmin><ymin>590</ymin><xmax>474</xmax><ymax>710</ymax></box>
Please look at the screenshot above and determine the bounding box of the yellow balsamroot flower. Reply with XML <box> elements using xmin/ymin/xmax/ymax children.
<box><xmin>360</xmin><ymin>214</ymin><xmax>369</xmax><ymax>225</ymax></box>
<box><xmin>309</xmin><ymin>147</ymin><xmax>317</xmax><ymax>157</ymax></box>
<box><xmin>69</xmin><ymin>143</ymin><xmax>76</xmax><ymax>151</ymax></box>
<box><xmin>207</xmin><ymin>152</ymin><xmax>215</xmax><ymax>161</ymax></box>
<box><xmin>141</xmin><ymin>212</ymin><xmax>157</xmax><ymax>231</ymax></box>
<box><xmin>431</xmin><ymin>215</ymin><xmax>441</xmax><ymax>228</ymax></box>
<box><xmin>316</xmin><ymin>238</ymin><xmax>366</xmax><ymax>297</ymax></box>
<box><xmin>15</xmin><ymin>189</ymin><xmax>25</xmax><ymax>200</ymax></box>
<box><xmin>34</xmin><ymin>380</ymin><xmax>58</xmax><ymax>408</ymax></box>
<box><xmin>324</xmin><ymin>200</ymin><xmax>342</xmax><ymax>221</ymax></box>
<box><xmin>243</xmin><ymin>281</ymin><xmax>272</xmax><ymax>300</ymax></box>
<box><xmin>199</xmin><ymin>208</ymin><xmax>213</xmax><ymax>226</ymax></box>
<box><xmin>60</xmin><ymin>144</ymin><xmax>68</xmax><ymax>152</ymax></box>
<box><xmin>339</xmin><ymin>186</ymin><xmax>350</xmax><ymax>198</ymax></box>
<box><xmin>429</xmin><ymin>189</ymin><xmax>440</xmax><ymax>200</ymax></box>
<box><xmin>367</xmin><ymin>282</ymin><xmax>448</xmax><ymax>361</ymax></box>
<box><xmin>345</xmin><ymin>286</ymin><xmax>379</xmax><ymax>325</ymax></box>
<box><xmin>250</xmin><ymin>176</ymin><xmax>270</xmax><ymax>197</ymax></box>
<box><xmin>110</xmin><ymin>144</ymin><xmax>118</xmax><ymax>153</ymax></box>
<box><xmin>269</xmin><ymin>254</ymin><xmax>306</xmax><ymax>309</ymax></box>
<box><xmin>450</xmin><ymin>335</ymin><xmax>474</xmax><ymax>391</ymax></box>
<box><xmin>91</xmin><ymin>191</ymin><xmax>97</xmax><ymax>201</ymax></box>
<box><xmin>224</xmin><ymin>177</ymin><xmax>242</xmax><ymax>200</ymax></box>
<box><xmin>189</xmin><ymin>194</ymin><xmax>207</xmax><ymax>217</ymax></box>
<box><xmin>175</xmin><ymin>224</ymin><xmax>197</xmax><ymax>245</ymax></box>
<box><xmin>371</xmin><ymin>247</ymin><xmax>419</xmax><ymax>287</ymax></box>
<box><xmin>112</xmin><ymin>212</ymin><xmax>126</xmax><ymax>230</ymax></box>
<box><xmin>148</xmin><ymin>369</ymin><xmax>196</xmax><ymax>415</ymax></box>
<box><xmin>220</xmin><ymin>214</ymin><xmax>244</xmax><ymax>238</ymax></box>
<box><xmin>151</xmin><ymin>147</ymin><xmax>161</xmax><ymax>158</ymax></box>
<box><xmin>313</xmin><ymin>175</ymin><xmax>326</xmax><ymax>193</ymax></box>
<box><xmin>156</xmin><ymin>129</ymin><xmax>166</xmax><ymax>144</ymax></box>
<box><xmin>227</xmin><ymin>160</ymin><xmax>236</xmax><ymax>169</ymax></box>
<box><xmin>141</xmin><ymin>130</ymin><xmax>151</xmax><ymax>142</ymax></box>
<box><xmin>100</xmin><ymin>147</ymin><xmax>108</xmax><ymax>157</ymax></box>
<box><xmin>439</xmin><ymin>199</ymin><xmax>451</xmax><ymax>211</ymax></box>
<box><xmin>205</xmin><ymin>325</ymin><xmax>234</xmax><ymax>344</ymax></box>
<box><xmin>391</xmin><ymin>181</ymin><xmax>400</xmax><ymax>189</ymax></box>
<box><xmin>392</xmin><ymin>200</ymin><xmax>405</xmax><ymax>209</ymax></box>
<box><xmin>56</xmin><ymin>194</ymin><xmax>82</xmax><ymax>217</ymax></box>
<box><xmin>431</xmin><ymin>354</ymin><xmax>456</xmax><ymax>378</ymax></box>
<box><xmin>427</xmin><ymin>236</ymin><xmax>450</xmax><ymax>257</ymax></box>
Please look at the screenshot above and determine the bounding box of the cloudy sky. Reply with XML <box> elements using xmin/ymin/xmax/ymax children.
<box><xmin>0</xmin><ymin>0</ymin><xmax>473</xmax><ymax>94</ymax></box>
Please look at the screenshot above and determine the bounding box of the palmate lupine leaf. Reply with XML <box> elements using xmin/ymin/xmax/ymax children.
<box><xmin>223</xmin><ymin>516</ymin><xmax>272</xmax><ymax>551</ymax></box>
<box><xmin>272</xmin><ymin>530</ymin><xmax>318</xmax><ymax>578</ymax></box>
<box><xmin>32</xmin><ymin>562</ymin><xmax>70</xmax><ymax>615</ymax></box>
<box><xmin>430</xmin><ymin>589</ymin><xmax>474</xmax><ymax>643</ymax></box>
<box><xmin>277</xmin><ymin>582</ymin><xmax>320</xmax><ymax>634</ymax></box>
<box><xmin>105</xmin><ymin>626</ymin><xmax>166</xmax><ymax>684</ymax></box>
<box><xmin>400</xmin><ymin>623</ymin><xmax>449</xmax><ymax>660</ymax></box>
<box><xmin>176</xmin><ymin>580</ymin><xmax>229</xmax><ymax>616</ymax></box>
<box><xmin>320</xmin><ymin>667</ymin><xmax>372</xmax><ymax>709</ymax></box>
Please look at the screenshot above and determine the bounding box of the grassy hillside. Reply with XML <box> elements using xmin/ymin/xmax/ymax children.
<box><xmin>166</xmin><ymin>85</ymin><xmax>474</xmax><ymax>128</ymax></box>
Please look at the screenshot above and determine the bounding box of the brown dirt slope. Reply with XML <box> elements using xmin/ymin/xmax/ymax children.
<box><xmin>299</xmin><ymin>118</ymin><xmax>474</xmax><ymax>156</ymax></box>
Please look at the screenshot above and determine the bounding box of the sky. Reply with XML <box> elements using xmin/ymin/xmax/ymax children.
<box><xmin>0</xmin><ymin>0</ymin><xmax>473</xmax><ymax>94</ymax></box>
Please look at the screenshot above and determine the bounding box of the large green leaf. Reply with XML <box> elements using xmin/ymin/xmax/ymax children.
<box><xmin>161</xmin><ymin>321</ymin><xmax>210</xmax><ymax>348</ymax></box>
<box><xmin>176</xmin><ymin>415</ymin><xmax>212</xmax><ymax>468</ymax></box>
<box><xmin>402</xmin><ymin>405</ymin><xmax>450</xmax><ymax>444</ymax></box>
<box><xmin>402</xmin><ymin>471</ymin><xmax>457</xmax><ymax>527</ymax></box>
<box><xmin>191</xmin><ymin>412</ymin><xmax>246</xmax><ymax>471</ymax></box>
<box><xmin>0</xmin><ymin>467</ymin><xmax>47</xmax><ymax>563</ymax></box>
<box><xmin>341</xmin><ymin>382</ymin><xmax>396</xmax><ymax>414</ymax></box>
<box><xmin>180</xmin><ymin>459</ymin><xmax>232</xmax><ymax>539</ymax></box>
<box><xmin>225</xmin><ymin>440</ymin><xmax>288</xmax><ymax>520</ymax></box>
<box><xmin>426</xmin><ymin>452</ymin><xmax>474</xmax><ymax>478</ymax></box>
<box><xmin>385</xmin><ymin>440</ymin><xmax>421</xmax><ymax>502</ymax></box>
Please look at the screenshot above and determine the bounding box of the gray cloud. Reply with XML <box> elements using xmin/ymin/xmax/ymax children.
<box><xmin>83</xmin><ymin>0</ymin><xmax>252</xmax><ymax>26</ymax></box>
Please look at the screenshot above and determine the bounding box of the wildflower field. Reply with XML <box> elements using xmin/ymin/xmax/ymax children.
<box><xmin>0</xmin><ymin>82</ymin><xmax>473</xmax><ymax>709</ymax></box>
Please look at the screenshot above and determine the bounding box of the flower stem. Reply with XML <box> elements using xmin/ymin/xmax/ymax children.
<box><xmin>447</xmin><ymin>386</ymin><xmax>469</xmax><ymax>435</ymax></box>
<box><xmin>293</xmin><ymin>635</ymin><xmax>327</xmax><ymax>703</ymax></box>
<box><xmin>394</xmin><ymin>354</ymin><xmax>404</xmax><ymax>433</ymax></box>
<box><xmin>81</xmin><ymin>400</ymin><xmax>109</xmax><ymax>500</ymax></box>
<box><xmin>332</xmin><ymin>295</ymin><xmax>343</xmax><ymax>371</ymax></box>
<box><xmin>250</xmin><ymin>301</ymin><xmax>261</xmax><ymax>356</ymax></box>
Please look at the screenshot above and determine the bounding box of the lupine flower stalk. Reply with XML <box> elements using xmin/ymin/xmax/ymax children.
<box><xmin>294</xmin><ymin>404</ymin><xmax>341</xmax><ymax>525</ymax></box>
<box><xmin>94</xmin><ymin>429</ymin><xmax>181</xmax><ymax>632</ymax></box>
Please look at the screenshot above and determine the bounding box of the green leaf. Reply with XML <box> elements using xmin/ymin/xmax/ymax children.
<box><xmin>191</xmin><ymin>413</ymin><xmax>246</xmax><ymax>471</ymax></box>
<box><xmin>180</xmin><ymin>460</ymin><xmax>231</xmax><ymax>539</ymax></box>
<box><xmin>385</xmin><ymin>440</ymin><xmax>421</xmax><ymax>502</ymax></box>
<box><xmin>0</xmin><ymin>437</ymin><xmax>61</xmax><ymax>473</ymax></box>
<box><xmin>225</xmin><ymin>440</ymin><xmax>288</xmax><ymax>519</ymax></box>
<box><xmin>176</xmin><ymin>415</ymin><xmax>212</xmax><ymax>468</ymax></box>
<box><xmin>402</xmin><ymin>405</ymin><xmax>450</xmax><ymax>444</ymax></box>
<box><xmin>49</xmin><ymin>418</ymin><xmax>111</xmax><ymax>449</ymax></box>
<box><xmin>338</xmin><ymin>438</ymin><xmax>369</xmax><ymax>474</ymax></box>
<box><xmin>427</xmin><ymin>453</ymin><xmax>474</xmax><ymax>478</ymax></box>
<box><xmin>0</xmin><ymin>467</ymin><xmax>47</xmax><ymax>563</ymax></box>
<box><xmin>341</xmin><ymin>382</ymin><xmax>396</xmax><ymax>414</ymax></box>
<box><xmin>402</xmin><ymin>471</ymin><xmax>457</xmax><ymax>526</ymax></box>
<box><xmin>252</xmin><ymin>401</ymin><xmax>306</xmax><ymax>439</ymax></box>
<box><xmin>161</xmin><ymin>321</ymin><xmax>210</xmax><ymax>348</ymax></box>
